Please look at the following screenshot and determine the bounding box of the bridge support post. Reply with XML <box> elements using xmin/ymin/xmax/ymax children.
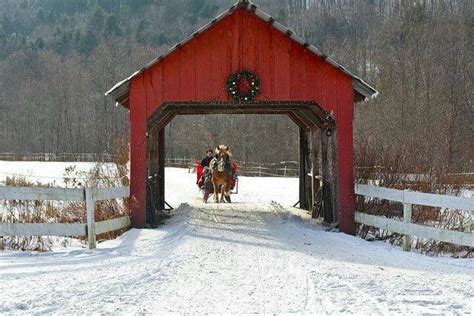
<box><xmin>310</xmin><ymin>129</ymin><xmax>321</xmax><ymax>218</ymax></box>
<box><xmin>299</xmin><ymin>128</ymin><xmax>311</xmax><ymax>210</ymax></box>
<box><xmin>158</xmin><ymin>128</ymin><xmax>165</xmax><ymax>213</ymax></box>
<box><xmin>329</xmin><ymin>129</ymin><xmax>339</xmax><ymax>223</ymax></box>
<box><xmin>321</xmin><ymin>131</ymin><xmax>336</xmax><ymax>224</ymax></box>
<box><xmin>147</xmin><ymin>126</ymin><xmax>166</xmax><ymax>225</ymax></box>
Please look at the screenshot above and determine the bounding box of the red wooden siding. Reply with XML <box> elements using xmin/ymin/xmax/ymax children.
<box><xmin>179</xmin><ymin>41</ymin><xmax>196</xmax><ymax>101</ymax></box>
<box><xmin>129</xmin><ymin>75</ymin><xmax>148</xmax><ymax>226</ymax></box>
<box><xmin>257</xmin><ymin>18</ymin><xmax>274</xmax><ymax>99</ymax></box>
<box><xmin>335</xmin><ymin>72</ymin><xmax>356</xmax><ymax>234</ymax></box>
<box><xmin>137</xmin><ymin>10</ymin><xmax>352</xmax><ymax>112</ymax></box>
<box><xmin>148</xmin><ymin>63</ymin><xmax>162</xmax><ymax>118</ymax></box>
<box><xmin>194</xmin><ymin>31</ymin><xmax>213</xmax><ymax>101</ymax></box>
<box><xmin>128</xmin><ymin>8</ymin><xmax>356</xmax><ymax>233</ymax></box>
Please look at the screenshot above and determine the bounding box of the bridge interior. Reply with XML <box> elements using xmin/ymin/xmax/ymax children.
<box><xmin>146</xmin><ymin>101</ymin><xmax>339</xmax><ymax>226</ymax></box>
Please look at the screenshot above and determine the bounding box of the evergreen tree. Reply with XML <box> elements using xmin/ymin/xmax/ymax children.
<box><xmin>46</xmin><ymin>10</ymin><xmax>56</xmax><ymax>24</ymax></box>
<box><xmin>135</xmin><ymin>20</ymin><xmax>147</xmax><ymax>45</ymax></box>
<box><xmin>200</xmin><ymin>3</ymin><xmax>219</xmax><ymax>19</ymax></box>
<box><xmin>34</xmin><ymin>37</ymin><xmax>45</xmax><ymax>50</ymax></box>
<box><xmin>0</xmin><ymin>25</ymin><xmax>5</xmax><ymax>58</ymax></box>
<box><xmin>104</xmin><ymin>15</ymin><xmax>122</xmax><ymax>37</ymax></box>
<box><xmin>188</xmin><ymin>0</ymin><xmax>205</xmax><ymax>13</ymax></box>
<box><xmin>37</xmin><ymin>9</ymin><xmax>46</xmax><ymax>23</ymax></box>
<box><xmin>73</xmin><ymin>30</ymin><xmax>81</xmax><ymax>50</ymax></box>
<box><xmin>98</xmin><ymin>0</ymin><xmax>119</xmax><ymax>12</ymax></box>
<box><xmin>88</xmin><ymin>5</ymin><xmax>105</xmax><ymax>33</ymax></box>
<box><xmin>79</xmin><ymin>29</ymin><xmax>98</xmax><ymax>55</ymax></box>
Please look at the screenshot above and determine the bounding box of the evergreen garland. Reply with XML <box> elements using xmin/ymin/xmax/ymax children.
<box><xmin>227</xmin><ymin>70</ymin><xmax>260</xmax><ymax>102</ymax></box>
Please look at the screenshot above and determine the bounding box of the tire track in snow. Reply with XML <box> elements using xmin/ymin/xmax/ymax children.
<box><xmin>2</xmin><ymin>167</ymin><xmax>473</xmax><ymax>314</ymax></box>
<box><xmin>268</xmin><ymin>202</ymin><xmax>391</xmax><ymax>313</ymax></box>
<box><xmin>255</xmin><ymin>248</ymin><xmax>268</xmax><ymax>315</ymax></box>
<box><xmin>2</xmin><ymin>199</ymin><xmax>472</xmax><ymax>314</ymax></box>
<box><xmin>211</xmin><ymin>206</ymin><xmax>221</xmax><ymax>223</ymax></box>
<box><xmin>209</xmin><ymin>203</ymin><xmax>270</xmax><ymax>314</ymax></box>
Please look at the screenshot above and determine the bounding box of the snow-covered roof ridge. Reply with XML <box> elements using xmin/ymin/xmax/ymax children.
<box><xmin>105</xmin><ymin>0</ymin><xmax>379</xmax><ymax>107</ymax></box>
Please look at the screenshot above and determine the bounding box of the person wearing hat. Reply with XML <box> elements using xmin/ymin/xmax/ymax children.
<box><xmin>201</xmin><ymin>148</ymin><xmax>214</xmax><ymax>168</ymax></box>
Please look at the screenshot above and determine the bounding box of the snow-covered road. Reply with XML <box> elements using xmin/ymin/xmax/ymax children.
<box><xmin>1</xmin><ymin>167</ymin><xmax>473</xmax><ymax>314</ymax></box>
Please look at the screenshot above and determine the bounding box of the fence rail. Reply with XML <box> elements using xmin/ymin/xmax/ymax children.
<box><xmin>0</xmin><ymin>223</ymin><xmax>86</xmax><ymax>237</ymax></box>
<box><xmin>0</xmin><ymin>186</ymin><xmax>130</xmax><ymax>249</ymax></box>
<box><xmin>179</xmin><ymin>160</ymin><xmax>299</xmax><ymax>177</ymax></box>
<box><xmin>168</xmin><ymin>159</ymin><xmax>473</xmax><ymax>182</ymax></box>
<box><xmin>0</xmin><ymin>152</ymin><xmax>117</xmax><ymax>162</ymax></box>
<box><xmin>355</xmin><ymin>184</ymin><xmax>474</xmax><ymax>250</ymax></box>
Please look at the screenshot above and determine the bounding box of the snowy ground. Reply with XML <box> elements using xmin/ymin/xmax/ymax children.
<box><xmin>0</xmin><ymin>160</ymin><xmax>110</xmax><ymax>186</ymax></box>
<box><xmin>1</xmin><ymin>164</ymin><xmax>473</xmax><ymax>314</ymax></box>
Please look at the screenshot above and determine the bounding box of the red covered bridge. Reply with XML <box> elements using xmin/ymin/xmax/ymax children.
<box><xmin>106</xmin><ymin>0</ymin><xmax>378</xmax><ymax>235</ymax></box>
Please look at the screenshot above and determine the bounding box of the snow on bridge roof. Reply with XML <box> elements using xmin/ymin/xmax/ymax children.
<box><xmin>106</xmin><ymin>0</ymin><xmax>379</xmax><ymax>108</ymax></box>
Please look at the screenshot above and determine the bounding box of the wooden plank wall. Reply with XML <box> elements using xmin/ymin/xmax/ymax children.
<box><xmin>128</xmin><ymin>8</ymin><xmax>356</xmax><ymax>231</ymax></box>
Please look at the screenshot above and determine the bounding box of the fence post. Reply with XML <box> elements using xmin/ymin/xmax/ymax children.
<box><xmin>0</xmin><ymin>236</ymin><xmax>3</xmax><ymax>250</ymax></box>
<box><xmin>85</xmin><ymin>188</ymin><xmax>96</xmax><ymax>249</ymax></box>
<box><xmin>284</xmin><ymin>166</ymin><xmax>287</xmax><ymax>177</ymax></box>
<box><xmin>403</xmin><ymin>200</ymin><xmax>413</xmax><ymax>252</ymax></box>
<box><xmin>258</xmin><ymin>166</ymin><xmax>262</xmax><ymax>177</ymax></box>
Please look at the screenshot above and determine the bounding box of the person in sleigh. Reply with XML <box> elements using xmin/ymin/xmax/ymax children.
<box><xmin>200</xmin><ymin>166</ymin><xmax>214</xmax><ymax>202</ymax></box>
<box><xmin>201</xmin><ymin>148</ymin><xmax>214</xmax><ymax>167</ymax></box>
<box><xmin>197</xmin><ymin>147</ymin><xmax>238</xmax><ymax>203</ymax></box>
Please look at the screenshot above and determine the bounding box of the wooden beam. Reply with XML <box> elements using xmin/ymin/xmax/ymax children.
<box><xmin>307</xmin><ymin>103</ymin><xmax>336</xmax><ymax>129</ymax></box>
<box><xmin>321</xmin><ymin>131</ymin><xmax>334</xmax><ymax>223</ymax></box>
<box><xmin>290</xmin><ymin>111</ymin><xmax>312</xmax><ymax>130</ymax></box>
<box><xmin>286</xmin><ymin>113</ymin><xmax>306</xmax><ymax>129</ymax></box>
<box><xmin>299</xmin><ymin>128</ymin><xmax>309</xmax><ymax>210</ymax></box>
<box><xmin>310</xmin><ymin>129</ymin><xmax>321</xmax><ymax>218</ymax></box>
<box><xmin>147</xmin><ymin>104</ymin><xmax>173</xmax><ymax>129</ymax></box>
<box><xmin>300</xmin><ymin>109</ymin><xmax>324</xmax><ymax>129</ymax></box>
<box><xmin>158</xmin><ymin>128</ymin><xmax>165</xmax><ymax>212</ymax></box>
<box><xmin>0</xmin><ymin>223</ymin><xmax>86</xmax><ymax>237</ymax></box>
<box><xmin>329</xmin><ymin>129</ymin><xmax>339</xmax><ymax>222</ymax></box>
<box><xmin>146</xmin><ymin>126</ymin><xmax>159</xmax><ymax>224</ymax></box>
<box><xmin>147</xmin><ymin>101</ymin><xmax>336</xmax><ymax>134</ymax></box>
<box><xmin>155</xmin><ymin>114</ymin><xmax>177</xmax><ymax>134</ymax></box>
<box><xmin>148</xmin><ymin>106</ymin><xmax>175</xmax><ymax>130</ymax></box>
<box><xmin>304</xmin><ymin>132</ymin><xmax>312</xmax><ymax>210</ymax></box>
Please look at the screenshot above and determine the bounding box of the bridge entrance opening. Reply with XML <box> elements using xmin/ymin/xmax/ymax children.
<box><xmin>146</xmin><ymin>101</ymin><xmax>339</xmax><ymax>226</ymax></box>
<box><xmin>105</xmin><ymin>1</ymin><xmax>378</xmax><ymax>234</ymax></box>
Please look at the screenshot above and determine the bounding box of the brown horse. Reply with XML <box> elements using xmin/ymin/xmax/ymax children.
<box><xmin>210</xmin><ymin>145</ymin><xmax>233</xmax><ymax>203</ymax></box>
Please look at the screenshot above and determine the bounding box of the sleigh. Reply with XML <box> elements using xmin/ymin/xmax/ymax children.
<box><xmin>196</xmin><ymin>160</ymin><xmax>238</xmax><ymax>197</ymax></box>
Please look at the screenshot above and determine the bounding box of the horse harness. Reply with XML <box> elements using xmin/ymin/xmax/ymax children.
<box><xmin>210</xmin><ymin>156</ymin><xmax>232</xmax><ymax>173</ymax></box>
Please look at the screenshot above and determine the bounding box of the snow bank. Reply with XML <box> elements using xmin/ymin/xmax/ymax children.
<box><xmin>0</xmin><ymin>160</ymin><xmax>114</xmax><ymax>186</ymax></box>
<box><xmin>0</xmin><ymin>164</ymin><xmax>473</xmax><ymax>313</ymax></box>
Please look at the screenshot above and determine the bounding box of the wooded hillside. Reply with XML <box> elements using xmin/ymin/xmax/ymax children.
<box><xmin>0</xmin><ymin>0</ymin><xmax>472</xmax><ymax>173</ymax></box>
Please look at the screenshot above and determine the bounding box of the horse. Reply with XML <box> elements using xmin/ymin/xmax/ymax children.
<box><xmin>210</xmin><ymin>145</ymin><xmax>233</xmax><ymax>203</ymax></box>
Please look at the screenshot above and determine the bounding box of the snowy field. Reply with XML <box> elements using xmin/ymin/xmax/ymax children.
<box><xmin>0</xmin><ymin>160</ymin><xmax>117</xmax><ymax>187</ymax></box>
<box><xmin>1</xmin><ymin>162</ymin><xmax>473</xmax><ymax>314</ymax></box>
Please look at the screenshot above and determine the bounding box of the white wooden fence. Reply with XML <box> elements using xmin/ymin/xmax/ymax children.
<box><xmin>355</xmin><ymin>184</ymin><xmax>474</xmax><ymax>251</ymax></box>
<box><xmin>0</xmin><ymin>152</ymin><xmax>117</xmax><ymax>162</ymax></box>
<box><xmin>0</xmin><ymin>186</ymin><xmax>130</xmax><ymax>249</ymax></box>
<box><xmin>187</xmin><ymin>162</ymin><xmax>299</xmax><ymax>177</ymax></box>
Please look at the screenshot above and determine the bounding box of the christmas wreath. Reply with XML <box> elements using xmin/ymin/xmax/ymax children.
<box><xmin>227</xmin><ymin>70</ymin><xmax>260</xmax><ymax>102</ymax></box>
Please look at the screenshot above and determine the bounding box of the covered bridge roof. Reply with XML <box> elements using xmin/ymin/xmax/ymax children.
<box><xmin>106</xmin><ymin>0</ymin><xmax>378</xmax><ymax>107</ymax></box>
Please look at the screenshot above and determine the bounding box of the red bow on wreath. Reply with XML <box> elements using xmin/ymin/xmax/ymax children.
<box><xmin>227</xmin><ymin>70</ymin><xmax>260</xmax><ymax>102</ymax></box>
